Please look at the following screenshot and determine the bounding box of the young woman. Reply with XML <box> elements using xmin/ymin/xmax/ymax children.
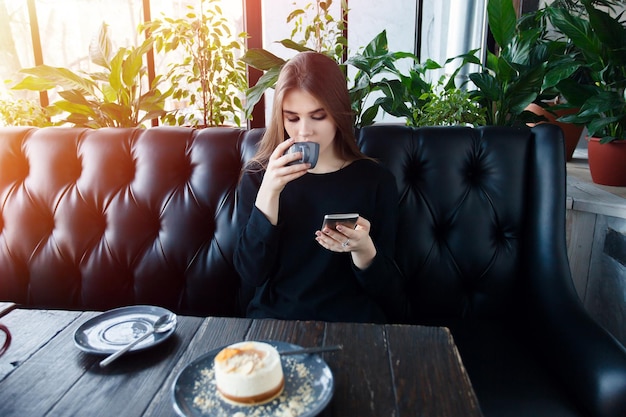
<box><xmin>234</xmin><ymin>51</ymin><xmax>406</xmax><ymax>323</ymax></box>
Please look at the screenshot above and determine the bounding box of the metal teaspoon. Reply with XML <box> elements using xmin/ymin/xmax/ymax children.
<box><xmin>279</xmin><ymin>344</ymin><xmax>343</xmax><ymax>356</ymax></box>
<box><xmin>99</xmin><ymin>313</ymin><xmax>177</xmax><ymax>368</ymax></box>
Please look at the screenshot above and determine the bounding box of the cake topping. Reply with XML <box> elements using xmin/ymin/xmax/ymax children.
<box><xmin>215</xmin><ymin>345</ymin><xmax>267</xmax><ymax>374</ymax></box>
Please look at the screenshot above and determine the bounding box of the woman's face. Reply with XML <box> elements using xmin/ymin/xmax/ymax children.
<box><xmin>282</xmin><ymin>88</ymin><xmax>337</xmax><ymax>158</ymax></box>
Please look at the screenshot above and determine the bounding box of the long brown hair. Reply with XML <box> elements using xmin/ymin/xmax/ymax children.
<box><xmin>250</xmin><ymin>51</ymin><xmax>366</xmax><ymax>168</ymax></box>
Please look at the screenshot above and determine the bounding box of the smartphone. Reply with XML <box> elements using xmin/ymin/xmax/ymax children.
<box><xmin>321</xmin><ymin>213</ymin><xmax>359</xmax><ymax>230</ymax></box>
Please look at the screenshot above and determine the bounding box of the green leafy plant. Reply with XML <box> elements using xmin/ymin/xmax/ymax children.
<box><xmin>245</xmin><ymin>28</ymin><xmax>412</xmax><ymax>127</ymax></box>
<box><xmin>468</xmin><ymin>0</ymin><xmax>554</xmax><ymax>126</ymax></box>
<box><xmin>412</xmin><ymin>86</ymin><xmax>487</xmax><ymax>127</ymax></box>
<box><xmin>346</xmin><ymin>30</ymin><xmax>483</xmax><ymax>127</ymax></box>
<box><xmin>546</xmin><ymin>0</ymin><xmax>626</xmax><ymax>142</ymax></box>
<box><xmin>241</xmin><ymin>0</ymin><xmax>348</xmax><ymax>115</ymax></box>
<box><xmin>286</xmin><ymin>0</ymin><xmax>348</xmax><ymax>61</ymax></box>
<box><xmin>12</xmin><ymin>23</ymin><xmax>172</xmax><ymax>128</ymax></box>
<box><xmin>140</xmin><ymin>0</ymin><xmax>248</xmax><ymax>127</ymax></box>
<box><xmin>0</xmin><ymin>95</ymin><xmax>53</xmax><ymax>127</ymax></box>
<box><xmin>344</xmin><ymin>30</ymin><xmax>417</xmax><ymax>127</ymax></box>
<box><xmin>322</xmin><ymin>30</ymin><xmax>411</xmax><ymax>126</ymax></box>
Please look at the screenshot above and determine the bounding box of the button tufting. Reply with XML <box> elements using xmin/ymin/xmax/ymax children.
<box><xmin>464</xmin><ymin>158</ymin><xmax>486</xmax><ymax>186</ymax></box>
<box><xmin>404</xmin><ymin>159</ymin><xmax>424</xmax><ymax>188</ymax></box>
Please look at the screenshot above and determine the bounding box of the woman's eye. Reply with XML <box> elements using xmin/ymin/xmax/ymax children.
<box><xmin>284</xmin><ymin>113</ymin><xmax>326</xmax><ymax>122</ymax></box>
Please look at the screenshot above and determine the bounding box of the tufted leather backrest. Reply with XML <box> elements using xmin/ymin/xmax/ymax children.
<box><xmin>358</xmin><ymin>123</ymin><xmax>567</xmax><ymax>323</ymax></box>
<box><xmin>0</xmin><ymin>124</ymin><xmax>567</xmax><ymax>323</ymax></box>
<box><xmin>0</xmin><ymin>126</ymin><xmax>263</xmax><ymax>316</ymax></box>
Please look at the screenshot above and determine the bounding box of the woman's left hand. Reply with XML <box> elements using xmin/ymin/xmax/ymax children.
<box><xmin>315</xmin><ymin>216</ymin><xmax>377</xmax><ymax>269</ymax></box>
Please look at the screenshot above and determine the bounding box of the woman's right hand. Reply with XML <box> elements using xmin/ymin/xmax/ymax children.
<box><xmin>255</xmin><ymin>138</ymin><xmax>310</xmax><ymax>225</ymax></box>
<box><xmin>263</xmin><ymin>138</ymin><xmax>311</xmax><ymax>193</ymax></box>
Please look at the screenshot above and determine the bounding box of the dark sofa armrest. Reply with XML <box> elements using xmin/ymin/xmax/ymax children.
<box><xmin>530</xmin><ymin>286</ymin><xmax>626</xmax><ymax>417</ymax></box>
<box><xmin>526</xmin><ymin>124</ymin><xmax>626</xmax><ymax>417</ymax></box>
<box><xmin>524</xmin><ymin>241</ymin><xmax>626</xmax><ymax>417</ymax></box>
<box><xmin>525</xmin><ymin>216</ymin><xmax>626</xmax><ymax>417</ymax></box>
<box><xmin>528</xmin><ymin>282</ymin><xmax>626</xmax><ymax>417</ymax></box>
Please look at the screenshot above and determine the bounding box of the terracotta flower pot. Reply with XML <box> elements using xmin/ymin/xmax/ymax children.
<box><xmin>587</xmin><ymin>137</ymin><xmax>626</xmax><ymax>186</ymax></box>
<box><xmin>526</xmin><ymin>103</ymin><xmax>584</xmax><ymax>161</ymax></box>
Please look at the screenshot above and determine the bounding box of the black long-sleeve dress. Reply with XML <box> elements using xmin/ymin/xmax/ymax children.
<box><xmin>233</xmin><ymin>159</ymin><xmax>406</xmax><ymax>323</ymax></box>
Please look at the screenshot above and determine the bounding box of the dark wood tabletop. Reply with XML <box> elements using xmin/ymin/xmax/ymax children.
<box><xmin>0</xmin><ymin>308</ymin><xmax>482</xmax><ymax>417</ymax></box>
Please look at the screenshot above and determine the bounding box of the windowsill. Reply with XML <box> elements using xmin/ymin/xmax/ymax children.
<box><xmin>566</xmin><ymin>148</ymin><xmax>626</xmax><ymax>219</ymax></box>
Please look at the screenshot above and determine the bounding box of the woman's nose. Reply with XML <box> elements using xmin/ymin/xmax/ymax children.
<box><xmin>297</xmin><ymin>120</ymin><xmax>313</xmax><ymax>139</ymax></box>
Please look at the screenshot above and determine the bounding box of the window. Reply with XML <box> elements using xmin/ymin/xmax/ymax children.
<box><xmin>0</xmin><ymin>0</ymin><xmax>492</xmax><ymax>126</ymax></box>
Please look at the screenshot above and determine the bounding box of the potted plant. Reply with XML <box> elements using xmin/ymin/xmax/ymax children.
<box><xmin>525</xmin><ymin>97</ymin><xmax>585</xmax><ymax>161</ymax></box>
<box><xmin>11</xmin><ymin>23</ymin><xmax>172</xmax><ymax>128</ymax></box>
<box><xmin>546</xmin><ymin>0</ymin><xmax>626</xmax><ymax>185</ymax></box>
<box><xmin>516</xmin><ymin>3</ymin><xmax>587</xmax><ymax>160</ymax></box>
<box><xmin>468</xmin><ymin>0</ymin><xmax>554</xmax><ymax>127</ymax></box>
<box><xmin>140</xmin><ymin>0</ymin><xmax>248</xmax><ymax>127</ymax></box>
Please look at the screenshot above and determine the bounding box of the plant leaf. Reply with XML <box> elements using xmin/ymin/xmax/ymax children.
<box><xmin>11</xmin><ymin>75</ymin><xmax>58</xmax><ymax>91</ymax></box>
<box><xmin>286</xmin><ymin>9</ymin><xmax>305</xmax><ymax>23</ymax></box>
<box><xmin>17</xmin><ymin>65</ymin><xmax>97</xmax><ymax>96</ymax></box>
<box><xmin>363</xmin><ymin>30</ymin><xmax>389</xmax><ymax>57</ymax></box>
<box><xmin>556</xmin><ymin>78</ymin><xmax>596</xmax><ymax>108</ymax></box>
<box><xmin>547</xmin><ymin>7</ymin><xmax>601</xmax><ymax>59</ymax></box>
<box><xmin>277</xmin><ymin>39</ymin><xmax>314</xmax><ymax>53</ymax></box>
<box><xmin>57</xmin><ymin>89</ymin><xmax>91</xmax><ymax>107</ymax></box>
<box><xmin>359</xmin><ymin>104</ymin><xmax>379</xmax><ymax>127</ymax></box>
<box><xmin>508</xmin><ymin>63</ymin><xmax>545</xmax><ymax>114</ymax></box>
<box><xmin>470</xmin><ymin>72</ymin><xmax>500</xmax><ymax>101</ymax></box>
<box><xmin>53</xmin><ymin>99</ymin><xmax>96</xmax><ymax>117</ymax></box>
<box><xmin>90</xmin><ymin>22</ymin><xmax>113</xmax><ymax>69</ymax></box>
<box><xmin>487</xmin><ymin>0</ymin><xmax>517</xmax><ymax>49</ymax></box>
<box><xmin>241</xmin><ymin>49</ymin><xmax>286</xmax><ymax>71</ymax></box>
<box><xmin>583</xmin><ymin>0</ymin><xmax>626</xmax><ymax>55</ymax></box>
<box><xmin>245</xmin><ymin>67</ymin><xmax>281</xmax><ymax>113</ymax></box>
<box><xmin>543</xmin><ymin>61</ymin><xmax>579</xmax><ymax>90</ymax></box>
<box><xmin>122</xmin><ymin>40</ymin><xmax>152</xmax><ymax>88</ymax></box>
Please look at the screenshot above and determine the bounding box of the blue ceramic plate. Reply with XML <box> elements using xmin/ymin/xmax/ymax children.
<box><xmin>172</xmin><ymin>341</ymin><xmax>334</xmax><ymax>417</ymax></box>
<box><xmin>73</xmin><ymin>305</ymin><xmax>177</xmax><ymax>354</ymax></box>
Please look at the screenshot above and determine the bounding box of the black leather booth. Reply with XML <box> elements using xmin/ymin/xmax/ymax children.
<box><xmin>0</xmin><ymin>124</ymin><xmax>625</xmax><ymax>417</ymax></box>
<box><xmin>358</xmin><ymin>124</ymin><xmax>626</xmax><ymax>417</ymax></box>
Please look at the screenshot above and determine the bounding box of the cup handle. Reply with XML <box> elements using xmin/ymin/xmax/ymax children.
<box><xmin>0</xmin><ymin>324</ymin><xmax>11</xmax><ymax>357</ymax></box>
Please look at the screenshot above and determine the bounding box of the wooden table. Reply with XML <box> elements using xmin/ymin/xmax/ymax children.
<box><xmin>0</xmin><ymin>308</ymin><xmax>482</xmax><ymax>417</ymax></box>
